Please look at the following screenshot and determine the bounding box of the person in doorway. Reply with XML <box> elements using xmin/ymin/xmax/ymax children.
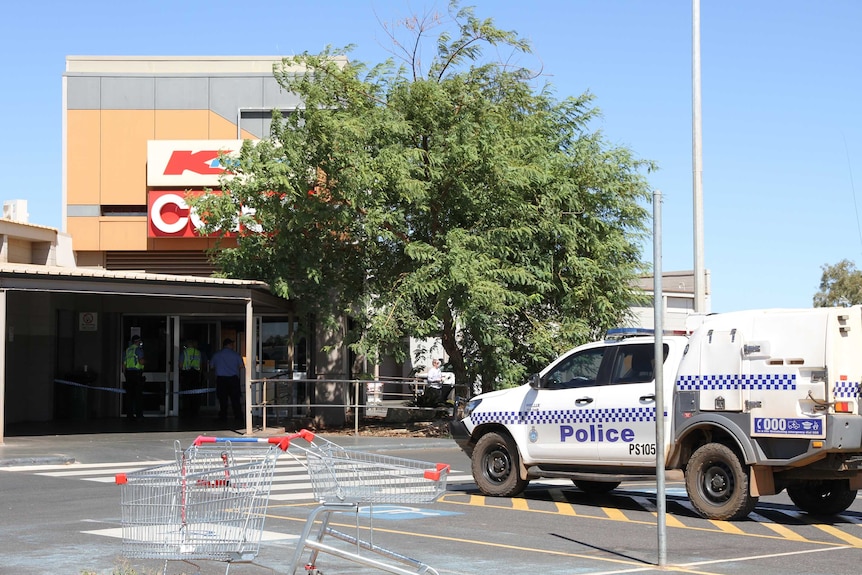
<box><xmin>425</xmin><ymin>358</ymin><xmax>443</xmax><ymax>405</ymax></box>
<box><xmin>179</xmin><ymin>338</ymin><xmax>203</xmax><ymax>417</ymax></box>
<box><xmin>123</xmin><ymin>335</ymin><xmax>145</xmax><ymax>420</ymax></box>
<box><xmin>210</xmin><ymin>338</ymin><xmax>245</xmax><ymax>423</ymax></box>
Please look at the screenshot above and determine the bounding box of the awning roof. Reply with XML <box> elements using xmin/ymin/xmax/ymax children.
<box><xmin>0</xmin><ymin>263</ymin><xmax>288</xmax><ymax>312</ymax></box>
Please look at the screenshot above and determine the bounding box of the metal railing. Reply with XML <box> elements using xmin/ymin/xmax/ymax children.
<box><xmin>249</xmin><ymin>376</ymin><xmax>442</xmax><ymax>435</ymax></box>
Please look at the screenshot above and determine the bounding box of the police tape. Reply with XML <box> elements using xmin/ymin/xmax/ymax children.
<box><xmin>53</xmin><ymin>378</ymin><xmax>216</xmax><ymax>396</ymax></box>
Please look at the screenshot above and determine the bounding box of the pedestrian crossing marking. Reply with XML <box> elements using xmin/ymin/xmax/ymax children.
<box><xmin>81</xmin><ymin>526</ymin><xmax>298</xmax><ymax>543</ymax></box>
<box><xmin>5</xmin><ymin>460</ymin><xmax>862</xmax><ymax>547</ymax></box>
<box><xmin>0</xmin><ymin>457</ymin><xmax>475</xmax><ymax>504</ymax></box>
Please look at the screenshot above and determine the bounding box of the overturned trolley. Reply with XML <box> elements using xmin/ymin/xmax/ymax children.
<box><xmin>288</xmin><ymin>432</ymin><xmax>450</xmax><ymax>575</ymax></box>
<box><xmin>115</xmin><ymin>434</ymin><xmax>302</xmax><ymax>575</ymax></box>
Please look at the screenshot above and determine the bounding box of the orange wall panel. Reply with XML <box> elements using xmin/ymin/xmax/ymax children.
<box><xmin>100</xmin><ymin>219</ymin><xmax>148</xmax><ymax>250</ymax></box>
<box><xmin>66</xmin><ymin>217</ymin><xmax>101</xmax><ymax>251</ymax></box>
<box><xmin>67</xmin><ymin>110</ymin><xmax>101</xmax><ymax>205</ymax></box>
<box><xmin>155</xmin><ymin>110</ymin><xmax>210</xmax><ymax>139</ymax></box>
<box><xmin>208</xmin><ymin>111</ymin><xmax>252</xmax><ymax>139</ymax></box>
<box><xmin>100</xmin><ymin>110</ymin><xmax>154</xmax><ymax>205</ymax></box>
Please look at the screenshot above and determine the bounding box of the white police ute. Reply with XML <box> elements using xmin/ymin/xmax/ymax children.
<box><xmin>451</xmin><ymin>307</ymin><xmax>862</xmax><ymax>520</ymax></box>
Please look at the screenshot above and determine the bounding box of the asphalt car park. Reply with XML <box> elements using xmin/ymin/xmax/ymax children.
<box><xmin>2</xmin><ymin>432</ymin><xmax>862</xmax><ymax>574</ymax></box>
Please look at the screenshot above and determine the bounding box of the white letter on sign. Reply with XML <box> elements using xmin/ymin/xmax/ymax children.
<box><xmin>151</xmin><ymin>193</ymin><xmax>189</xmax><ymax>234</ymax></box>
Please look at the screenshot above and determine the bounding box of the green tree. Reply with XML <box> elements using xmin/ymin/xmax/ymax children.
<box><xmin>813</xmin><ymin>259</ymin><xmax>862</xmax><ymax>307</ymax></box>
<box><xmin>192</xmin><ymin>2</ymin><xmax>654</xmax><ymax>392</ymax></box>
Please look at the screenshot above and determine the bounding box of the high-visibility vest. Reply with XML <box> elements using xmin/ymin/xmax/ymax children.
<box><xmin>181</xmin><ymin>347</ymin><xmax>201</xmax><ymax>370</ymax></box>
<box><xmin>124</xmin><ymin>344</ymin><xmax>143</xmax><ymax>370</ymax></box>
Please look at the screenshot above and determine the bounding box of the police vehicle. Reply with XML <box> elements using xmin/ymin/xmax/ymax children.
<box><xmin>451</xmin><ymin>306</ymin><xmax>862</xmax><ymax>520</ymax></box>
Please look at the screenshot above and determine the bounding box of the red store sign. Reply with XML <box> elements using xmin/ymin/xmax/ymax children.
<box><xmin>147</xmin><ymin>140</ymin><xmax>241</xmax><ymax>187</ymax></box>
<box><xmin>148</xmin><ymin>191</ymin><xmax>207</xmax><ymax>237</ymax></box>
<box><xmin>148</xmin><ymin>191</ymin><xmax>258</xmax><ymax>238</ymax></box>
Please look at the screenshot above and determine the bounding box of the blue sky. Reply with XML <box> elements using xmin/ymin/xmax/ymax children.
<box><xmin>1</xmin><ymin>0</ymin><xmax>860</xmax><ymax>313</ymax></box>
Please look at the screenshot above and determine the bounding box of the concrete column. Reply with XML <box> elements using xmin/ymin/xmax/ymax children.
<box><xmin>0</xmin><ymin>289</ymin><xmax>7</xmax><ymax>444</ymax></box>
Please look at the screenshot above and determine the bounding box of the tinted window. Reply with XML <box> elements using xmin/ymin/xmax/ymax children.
<box><xmin>544</xmin><ymin>347</ymin><xmax>606</xmax><ymax>389</ymax></box>
<box><xmin>609</xmin><ymin>343</ymin><xmax>669</xmax><ymax>385</ymax></box>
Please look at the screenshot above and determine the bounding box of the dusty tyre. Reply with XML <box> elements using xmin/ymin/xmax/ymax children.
<box><xmin>787</xmin><ymin>480</ymin><xmax>857</xmax><ymax>516</ymax></box>
<box><xmin>685</xmin><ymin>442</ymin><xmax>757</xmax><ymax>520</ymax></box>
<box><xmin>574</xmin><ymin>480</ymin><xmax>621</xmax><ymax>494</ymax></box>
<box><xmin>472</xmin><ymin>431</ymin><xmax>530</xmax><ymax>497</ymax></box>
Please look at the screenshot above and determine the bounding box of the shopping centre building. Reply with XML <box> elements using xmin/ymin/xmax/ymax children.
<box><xmin>0</xmin><ymin>56</ymin><xmax>361</xmax><ymax>441</ymax></box>
<box><xmin>0</xmin><ymin>55</ymin><xmax>705</xmax><ymax>441</ymax></box>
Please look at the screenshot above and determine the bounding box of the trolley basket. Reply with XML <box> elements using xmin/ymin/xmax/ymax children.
<box><xmin>287</xmin><ymin>432</ymin><xmax>450</xmax><ymax>575</ymax></box>
<box><xmin>306</xmin><ymin>439</ymin><xmax>449</xmax><ymax>505</ymax></box>
<box><xmin>115</xmin><ymin>434</ymin><xmax>300</xmax><ymax>566</ymax></box>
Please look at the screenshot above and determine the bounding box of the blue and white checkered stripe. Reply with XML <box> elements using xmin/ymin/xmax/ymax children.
<box><xmin>471</xmin><ymin>406</ymin><xmax>656</xmax><ymax>426</ymax></box>
<box><xmin>833</xmin><ymin>380</ymin><xmax>861</xmax><ymax>399</ymax></box>
<box><xmin>676</xmin><ymin>373</ymin><xmax>796</xmax><ymax>391</ymax></box>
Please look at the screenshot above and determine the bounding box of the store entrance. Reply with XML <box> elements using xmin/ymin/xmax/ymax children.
<box><xmin>177</xmin><ymin>320</ymin><xmax>219</xmax><ymax>418</ymax></box>
<box><xmin>121</xmin><ymin>316</ymin><xmax>225</xmax><ymax>419</ymax></box>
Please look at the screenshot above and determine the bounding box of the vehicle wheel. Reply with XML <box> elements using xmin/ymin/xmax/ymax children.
<box><xmin>685</xmin><ymin>442</ymin><xmax>757</xmax><ymax>520</ymax></box>
<box><xmin>787</xmin><ymin>480</ymin><xmax>857</xmax><ymax>516</ymax></box>
<box><xmin>472</xmin><ymin>431</ymin><xmax>530</xmax><ymax>497</ymax></box>
<box><xmin>574</xmin><ymin>480</ymin><xmax>621</xmax><ymax>494</ymax></box>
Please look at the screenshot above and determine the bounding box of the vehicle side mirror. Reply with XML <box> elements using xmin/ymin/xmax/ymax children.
<box><xmin>528</xmin><ymin>373</ymin><xmax>541</xmax><ymax>389</ymax></box>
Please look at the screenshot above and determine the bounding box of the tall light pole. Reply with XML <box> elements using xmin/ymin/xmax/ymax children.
<box><xmin>693</xmin><ymin>0</ymin><xmax>705</xmax><ymax>312</ymax></box>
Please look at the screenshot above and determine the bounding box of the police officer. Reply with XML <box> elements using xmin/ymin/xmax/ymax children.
<box><xmin>123</xmin><ymin>335</ymin><xmax>145</xmax><ymax>419</ymax></box>
<box><xmin>179</xmin><ymin>338</ymin><xmax>203</xmax><ymax>417</ymax></box>
<box><xmin>209</xmin><ymin>338</ymin><xmax>245</xmax><ymax>422</ymax></box>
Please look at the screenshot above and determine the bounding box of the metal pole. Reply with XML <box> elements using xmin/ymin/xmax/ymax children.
<box><xmin>0</xmin><ymin>290</ymin><xmax>6</xmax><ymax>444</ymax></box>
<box><xmin>692</xmin><ymin>0</ymin><xmax>705</xmax><ymax>313</ymax></box>
<box><xmin>245</xmin><ymin>298</ymin><xmax>254</xmax><ymax>435</ymax></box>
<box><xmin>653</xmin><ymin>190</ymin><xmax>667</xmax><ymax>566</ymax></box>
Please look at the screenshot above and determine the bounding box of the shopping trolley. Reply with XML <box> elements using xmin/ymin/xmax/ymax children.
<box><xmin>287</xmin><ymin>432</ymin><xmax>450</xmax><ymax>575</ymax></box>
<box><xmin>115</xmin><ymin>433</ymin><xmax>305</xmax><ymax>575</ymax></box>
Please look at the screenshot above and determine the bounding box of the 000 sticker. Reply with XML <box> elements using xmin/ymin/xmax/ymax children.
<box><xmin>753</xmin><ymin>417</ymin><xmax>822</xmax><ymax>436</ymax></box>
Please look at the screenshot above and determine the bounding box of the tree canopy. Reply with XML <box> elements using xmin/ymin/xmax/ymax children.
<box><xmin>813</xmin><ymin>259</ymin><xmax>862</xmax><ymax>307</ymax></box>
<box><xmin>192</xmin><ymin>2</ymin><xmax>655</xmax><ymax>392</ymax></box>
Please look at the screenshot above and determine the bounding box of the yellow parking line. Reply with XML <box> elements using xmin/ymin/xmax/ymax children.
<box><xmin>547</xmin><ymin>489</ymin><xmax>578</xmax><ymax>515</ymax></box>
<box><xmin>814</xmin><ymin>524</ymin><xmax>862</xmax><ymax>547</ymax></box>
<box><xmin>440</xmin><ymin>493</ymin><xmax>862</xmax><ymax>547</ymax></box>
<box><xmin>759</xmin><ymin>522</ymin><xmax>810</xmax><ymax>542</ymax></box>
<box><xmin>602</xmin><ymin>506</ymin><xmax>629</xmax><ymax>521</ymax></box>
<box><xmin>709</xmin><ymin>519</ymin><xmax>745</xmax><ymax>535</ymax></box>
<box><xmin>661</xmin><ymin>513</ymin><xmax>686</xmax><ymax>528</ymax></box>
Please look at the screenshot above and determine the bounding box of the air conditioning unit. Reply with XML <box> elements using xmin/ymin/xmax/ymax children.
<box><xmin>3</xmin><ymin>200</ymin><xmax>28</xmax><ymax>223</ymax></box>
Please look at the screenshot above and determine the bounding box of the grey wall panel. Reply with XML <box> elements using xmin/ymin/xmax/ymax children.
<box><xmin>235</xmin><ymin>110</ymin><xmax>267</xmax><ymax>139</ymax></box>
<box><xmin>101</xmin><ymin>77</ymin><xmax>155</xmax><ymax>109</ymax></box>
<box><xmin>210</xmin><ymin>76</ymin><xmax>264</xmax><ymax>121</ymax></box>
<box><xmin>66</xmin><ymin>205</ymin><xmax>101</xmax><ymax>217</ymax></box>
<box><xmin>66</xmin><ymin>76</ymin><xmax>102</xmax><ymax>110</ymax></box>
<box><xmin>155</xmin><ymin>77</ymin><xmax>209</xmax><ymax>109</ymax></box>
<box><xmin>263</xmin><ymin>76</ymin><xmax>302</xmax><ymax>110</ymax></box>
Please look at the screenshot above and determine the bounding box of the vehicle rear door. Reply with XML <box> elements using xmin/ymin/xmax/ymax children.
<box><xmin>597</xmin><ymin>342</ymin><xmax>668</xmax><ymax>464</ymax></box>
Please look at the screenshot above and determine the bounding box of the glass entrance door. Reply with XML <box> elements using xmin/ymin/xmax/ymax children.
<box><xmin>122</xmin><ymin>315</ymin><xmax>172</xmax><ymax>418</ymax></box>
